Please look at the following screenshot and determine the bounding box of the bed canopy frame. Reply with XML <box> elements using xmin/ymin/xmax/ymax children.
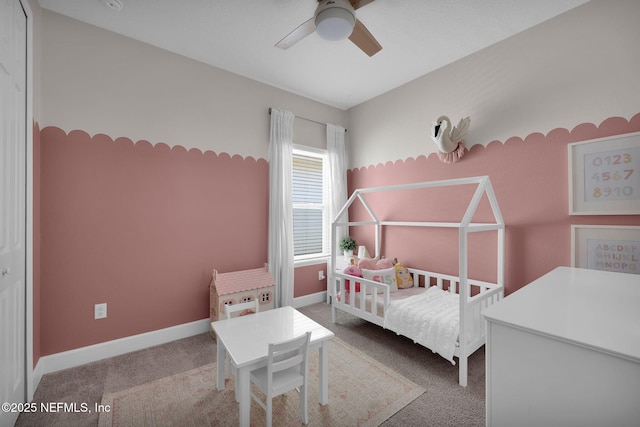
<box><xmin>329</xmin><ymin>176</ymin><xmax>505</xmax><ymax>386</ymax></box>
<box><xmin>331</xmin><ymin>175</ymin><xmax>505</xmax><ymax>282</ymax></box>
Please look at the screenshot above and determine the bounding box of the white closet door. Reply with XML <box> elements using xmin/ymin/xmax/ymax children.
<box><xmin>0</xmin><ymin>0</ymin><xmax>27</xmax><ymax>424</ymax></box>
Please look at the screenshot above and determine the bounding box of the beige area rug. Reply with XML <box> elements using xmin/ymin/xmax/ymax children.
<box><xmin>98</xmin><ymin>337</ymin><xmax>425</xmax><ymax>426</ymax></box>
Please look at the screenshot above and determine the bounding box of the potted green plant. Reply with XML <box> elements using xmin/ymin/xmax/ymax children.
<box><xmin>339</xmin><ymin>236</ymin><xmax>357</xmax><ymax>257</ymax></box>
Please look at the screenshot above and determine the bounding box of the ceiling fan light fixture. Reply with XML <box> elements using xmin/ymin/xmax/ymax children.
<box><xmin>315</xmin><ymin>1</ymin><xmax>356</xmax><ymax>41</ymax></box>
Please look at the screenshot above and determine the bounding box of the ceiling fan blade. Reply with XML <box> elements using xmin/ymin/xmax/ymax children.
<box><xmin>275</xmin><ymin>17</ymin><xmax>316</xmax><ymax>49</ymax></box>
<box><xmin>349</xmin><ymin>0</ymin><xmax>375</xmax><ymax>10</ymax></box>
<box><xmin>349</xmin><ymin>19</ymin><xmax>382</xmax><ymax>56</ymax></box>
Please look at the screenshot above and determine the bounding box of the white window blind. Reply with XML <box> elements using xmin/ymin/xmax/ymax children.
<box><xmin>292</xmin><ymin>149</ymin><xmax>328</xmax><ymax>258</ymax></box>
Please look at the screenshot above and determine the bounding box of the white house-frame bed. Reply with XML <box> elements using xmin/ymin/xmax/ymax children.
<box><xmin>329</xmin><ymin>176</ymin><xmax>505</xmax><ymax>386</ymax></box>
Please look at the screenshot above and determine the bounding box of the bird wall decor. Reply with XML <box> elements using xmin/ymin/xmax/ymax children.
<box><xmin>430</xmin><ymin>115</ymin><xmax>471</xmax><ymax>163</ymax></box>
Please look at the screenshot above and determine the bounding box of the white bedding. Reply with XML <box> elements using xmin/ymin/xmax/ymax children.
<box><xmin>384</xmin><ymin>286</ymin><xmax>460</xmax><ymax>363</ymax></box>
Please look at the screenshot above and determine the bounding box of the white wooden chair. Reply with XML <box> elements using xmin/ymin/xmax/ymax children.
<box><xmin>250</xmin><ymin>331</ymin><xmax>312</xmax><ymax>427</ymax></box>
<box><xmin>223</xmin><ymin>299</ymin><xmax>259</xmax><ymax>399</ymax></box>
<box><xmin>224</xmin><ymin>299</ymin><xmax>259</xmax><ymax>320</ymax></box>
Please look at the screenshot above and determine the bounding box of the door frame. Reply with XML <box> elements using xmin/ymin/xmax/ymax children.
<box><xmin>21</xmin><ymin>0</ymin><xmax>34</xmax><ymax>401</ymax></box>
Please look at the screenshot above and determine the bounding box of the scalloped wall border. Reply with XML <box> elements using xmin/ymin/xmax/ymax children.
<box><xmin>37</xmin><ymin>125</ymin><xmax>269</xmax><ymax>355</ymax></box>
<box><xmin>40</xmin><ymin>126</ymin><xmax>268</xmax><ymax>166</ymax></box>
<box><xmin>350</xmin><ymin>113</ymin><xmax>640</xmax><ymax>173</ymax></box>
<box><xmin>346</xmin><ymin>114</ymin><xmax>640</xmax><ymax>295</ymax></box>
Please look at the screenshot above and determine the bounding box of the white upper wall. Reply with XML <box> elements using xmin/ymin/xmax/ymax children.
<box><xmin>347</xmin><ymin>0</ymin><xmax>640</xmax><ymax>169</ymax></box>
<box><xmin>36</xmin><ymin>1</ymin><xmax>640</xmax><ymax>167</ymax></box>
<box><xmin>38</xmin><ymin>9</ymin><xmax>348</xmax><ymax>159</ymax></box>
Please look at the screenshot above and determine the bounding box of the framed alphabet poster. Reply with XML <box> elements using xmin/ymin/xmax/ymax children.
<box><xmin>568</xmin><ymin>131</ymin><xmax>640</xmax><ymax>214</ymax></box>
<box><xmin>572</xmin><ymin>225</ymin><xmax>640</xmax><ymax>275</ymax></box>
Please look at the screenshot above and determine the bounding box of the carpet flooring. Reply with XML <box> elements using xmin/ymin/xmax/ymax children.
<box><xmin>97</xmin><ymin>338</ymin><xmax>425</xmax><ymax>426</ymax></box>
<box><xmin>15</xmin><ymin>302</ymin><xmax>486</xmax><ymax>426</ymax></box>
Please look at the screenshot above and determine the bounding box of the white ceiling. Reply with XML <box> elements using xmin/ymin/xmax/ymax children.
<box><xmin>37</xmin><ymin>0</ymin><xmax>589</xmax><ymax>110</ymax></box>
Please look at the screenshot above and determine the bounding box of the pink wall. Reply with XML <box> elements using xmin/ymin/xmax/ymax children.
<box><xmin>348</xmin><ymin>115</ymin><xmax>640</xmax><ymax>295</ymax></box>
<box><xmin>294</xmin><ymin>264</ymin><xmax>327</xmax><ymax>298</ymax></box>
<box><xmin>39</xmin><ymin>127</ymin><xmax>269</xmax><ymax>355</ymax></box>
<box><xmin>34</xmin><ymin>115</ymin><xmax>640</xmax><ymax>358</ymax></box>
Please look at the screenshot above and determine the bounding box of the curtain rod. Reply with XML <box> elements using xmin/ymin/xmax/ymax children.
<box><xmin>268</xmin><ymin>108</ymin><xmax>347</xmax><ymax>132</ymax></box>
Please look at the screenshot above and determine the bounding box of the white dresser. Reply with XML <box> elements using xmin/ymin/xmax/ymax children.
<box><xmin>482</xmin><ymin>266</ymin><xmax>640</xmax><ymax>427</ymax></box>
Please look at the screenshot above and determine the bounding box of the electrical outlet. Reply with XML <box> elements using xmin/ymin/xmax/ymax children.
<box><xmin>318</xmin><ymin>270</ymin><xmax>325</xmax><ymax>280</ymax></box>
<box><xmin>94</xmin><ymin>303</ymin><xmax>107</xmax><ymax>319</ymax></box>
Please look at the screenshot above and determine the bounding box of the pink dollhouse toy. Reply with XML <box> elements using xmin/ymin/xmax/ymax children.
<box><xmin>209</xmin><ymin>263</ymin><xmax>275</xmax><ymax>338</ymax></box>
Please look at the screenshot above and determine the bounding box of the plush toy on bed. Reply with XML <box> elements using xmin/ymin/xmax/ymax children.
<box><xmin>342</xmin><ymin>258</ymin><xmax>363</xmax><ymax>292</ymax></box>
<box><xmin>394</xmin><ymin>260</ymin><xmax>414</xmax><ymax>289</ymax></box>
<box><xmin>357</xmin><ymin>257</ymin><xmax>394</xmax><ymax>270</ymax></box>
<box><xmin>356</xmin><ymin>257</ymin><xmax>398</xmax><ymax>293</ymax></box>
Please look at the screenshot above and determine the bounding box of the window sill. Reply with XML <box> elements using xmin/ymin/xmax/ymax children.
<box><xmin>294</xmin><ymin>256</ymin><xmax>329</xmax><ymax>268</ymax></box>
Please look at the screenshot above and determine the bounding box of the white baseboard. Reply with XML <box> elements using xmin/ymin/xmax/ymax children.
<box><xmin>32</xmin><ymin>318</ymin><xmax>211</xmax><ymax>392</ymax></box>
<box><xmin>292</xmin><ymin>291</ymin><xmax>327</xmax><ymax>308</ymax></box>
<box><xmin>31</xmin><ymin>295</ymin><xmax>327</xmax><ymax>394</ymax></box>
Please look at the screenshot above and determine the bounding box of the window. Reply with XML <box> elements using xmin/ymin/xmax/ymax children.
<box><xmin>292</xmin><ymin>147</ymin><xmax>329</xmax><ymax>262</ymax></box>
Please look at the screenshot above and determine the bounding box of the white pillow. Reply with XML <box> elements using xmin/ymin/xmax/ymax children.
<box><xmin>361</xmin><ymin>267</ymin><xmax>398</xmax><ymax>293</ymax></box>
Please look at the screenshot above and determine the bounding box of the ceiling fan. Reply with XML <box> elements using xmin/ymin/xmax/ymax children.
<box><xmin>275</xmin><ymin>0</ymin><xmax>382</xmax><ymax>57</ymax></box>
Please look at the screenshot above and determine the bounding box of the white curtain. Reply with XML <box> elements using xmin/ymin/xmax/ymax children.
<box><xmin>327</xmin><ymin>123</ymin><xmax>348</xmax><ymax>257</ymax></box>
<box><xmin>268</xmin><ymin>108</ymin><xmax>295</xmax><ymax>308</ymax></box>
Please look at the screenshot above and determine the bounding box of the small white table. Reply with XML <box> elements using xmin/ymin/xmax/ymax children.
<box><xmin>212</xmin><ymin>306</ymin><xmax>335</xmax><ymax>427</ymax></box>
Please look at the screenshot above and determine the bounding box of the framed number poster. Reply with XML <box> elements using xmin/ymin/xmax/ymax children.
<box><xmin>571</xmin><ymin>225</ymin><xmax>640</xmax><ymax>275</ymax></box>
<box><xmin>568</xmin><ymin>131</ymin><xmax>640</xmax><ymax>214</ymax></box>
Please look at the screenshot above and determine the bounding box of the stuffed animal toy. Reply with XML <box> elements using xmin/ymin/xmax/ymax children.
<box><xmin>376</xmin><ymin>258</ymin><xmax>394</xmax><ymax>269</ymax></box>
<box><xmin>358</xmin><ymin>257</ymin><xmax>394</xmax><ymax>270</ymax></box>
<box><xmin>395</xmin><ymin>262</ymin><xmax>414</xmax><ymax>289</ymax></box>
<box><xmin>357</xmin><ymin>257</ymin><xmax>376</xmax><ymax>270</ymax></box>
<box><xmin>343</xmin><ymin>258</ymin><xmax>363</xmax><ymax>292</ymax></box>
